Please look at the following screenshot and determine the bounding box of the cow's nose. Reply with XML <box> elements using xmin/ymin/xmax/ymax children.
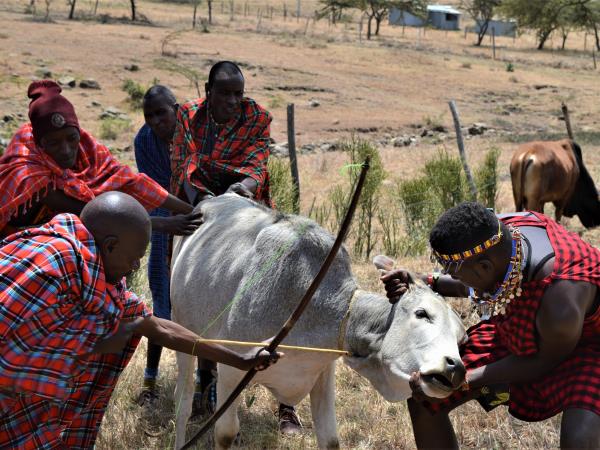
<box><xmin>443</xmin><ymin>356</ymin><xmax>466</xmax><ymax>389</ymax></box>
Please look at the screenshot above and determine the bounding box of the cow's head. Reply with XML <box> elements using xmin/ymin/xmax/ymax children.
<box><xmin>343</xmin><ymin>257</ymin><xmax>466</xmax><ymax>402</ymax></box>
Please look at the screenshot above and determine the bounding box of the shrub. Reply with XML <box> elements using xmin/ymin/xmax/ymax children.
<box><xmin>99</xmin><ymin>117</ymin><xmax>132</xmax><ymax>140</ymax></box>
<box><xmin>475</xmin><ymin>147</ymin><xmax>500</xmax><ymax>209</ymax></box>
<box><xmin>424</xmin><ymin>149</ymin><xmax>467</xmax><ymax>210</ymax></box>
<box><xmin>122</xmin><ymin>79</ymin><xmax>146</xmax><ymax>110</ymax></box>
<box><xmin>267</xmin><ymin>156</ymin><xmax>297</xmax><ymax>214</ymax></box>
<box><xmin>341</xmin><ymin>137</ymin><xmax>385</xmax><ymax>259</ymax></box>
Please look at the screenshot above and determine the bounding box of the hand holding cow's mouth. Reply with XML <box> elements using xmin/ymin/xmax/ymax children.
<box><xmin>410</xmin><ymin>371</ymin><xmax>460</xmax><ymax>402</ymax></box>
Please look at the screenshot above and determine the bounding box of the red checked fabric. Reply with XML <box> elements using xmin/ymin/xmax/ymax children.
<box><xmin>430</xmin><ymin>212</ymin><xmax>600</xmax><ymax>421</ymax></box>
<box><xmin>0</xmin><ymin>123</ymin><xmax>169</xmax><ymax>235</ymax></box>
<box><xmin>170</xmin><ymin>97</ymin><xmax>272</xmax><ymax>204</ymax></box>
<box><xmin>0</xmin><ymin>214</ymin><xmax>150</xmax><ymax>449</ymax></box>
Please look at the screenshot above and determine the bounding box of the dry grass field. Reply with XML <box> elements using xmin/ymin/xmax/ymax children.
<box><xmin>1</xmin><ymin>0</ymin><xmax>600</xmax><ymax>448</ymax></box>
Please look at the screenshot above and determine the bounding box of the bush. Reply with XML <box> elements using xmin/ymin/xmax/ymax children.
<box><xmin>341</xmin><ymin>137</ymin><xmax>385</xmax><ymax>259</ymax></box>
<box><xmin>99</xmin><ymin>117</ymin><xmax>132</xmax><ymax>140</ymax></box>
<box><xmin>267</xmin><ymin>157</ymin><xmax>297</xmax><ymax>214</ymax></box>
<box><xmin>475</xmin><ymin>147</ymin><xmax>500</xmax><ymax>209</ymax></box>
<box><xmin>122</xmin><ymin>79</ymin><xmax>146</xmax><ymax>110</ymax></box>
<box><xmin>424</xmin><ymin>149</ymin><xmax>466</xmax><ymax>210</ymax></box>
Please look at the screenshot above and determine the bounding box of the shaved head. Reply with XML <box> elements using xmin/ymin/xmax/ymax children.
<box><xmin>81</xmin><ymin>192</ymin><xmax>151</xmax><ymax>284</ymax></box>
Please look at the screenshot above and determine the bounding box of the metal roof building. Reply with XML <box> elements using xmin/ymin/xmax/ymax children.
<box><xmin>389</xmin><ymin>4</ymin><xmax>462</xmax><ymax>30</ymax></box>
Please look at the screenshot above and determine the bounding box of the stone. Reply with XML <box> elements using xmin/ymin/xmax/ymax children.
<box><xmin>269</xmin><ymin>142</ymin><xmax>288</xmax><ymax>157</ymax></box>
<box><xmin>468</xmin><ymin>123</ymin><xmax>488</xmax><ymax>136</ymax></box>
<box><xmin>430</xmin><ymin>124</ymin><xmax>447</xmax><ymax>133</ymax></box>
<box><xmin>308</xmin><ymin>99</ymin><xmax>320</xmax><ymax>108</ymax></box>
<box><xmin>79</xmin><ymin>79</ymin><xmax>100</xmax><ymax>89</ymax></box>
<box><xmin>392</xmin><ymin>135</ymin><xmax>413</xmax><ymax>147</ymax></box>
<box><xmin>100</xmin><ymin>106</ymin><xmax>128</xmax><ymax>120</ymax></box>
<box><xmin>124</xmin><ymin>64</ymin><xmax>140</xmax><ymax>72</ymax></box>
<box><xmin>58</xmin><ymin>76</ymin><xmax>76</xmax><ymax>88</ymax></box>
<box><xmin>91</xmin><ymin>100</ymin><xmax>102</xmax><ymax>107</ymax></box>
<box><xmin>35</xmin><ymin>68</ymin><xmax>52</xmax><ymax>78</ymax></box>
<box><xmin>332</xmin><ymin>119</ymin><xmax>340</xmax><ymax>125</ymax></box>
<box><xmin>3</xmin><ymin>114</ymin><xmax>15</xmax><ymax>123</ymax></box>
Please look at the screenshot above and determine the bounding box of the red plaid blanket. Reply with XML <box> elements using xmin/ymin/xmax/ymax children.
<box><xmin>0</xmin><ymin>123</ymin><xmax>169</xmax><ymax>234</ymax></box>
<box><xmin>0</xmin><ymin>214</ymin><xmax>150</xmax><ymax>449</ymax></box>
<box><xmin>171</xmin><ymin>98</ymin><xmax>271</xmax><ymax>204</ymax></box>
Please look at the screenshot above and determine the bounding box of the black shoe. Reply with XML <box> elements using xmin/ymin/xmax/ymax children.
<box><xmin>278</xmin><ymin>404</ymin><xmax>302</xmax><ymax>435</ymax></box>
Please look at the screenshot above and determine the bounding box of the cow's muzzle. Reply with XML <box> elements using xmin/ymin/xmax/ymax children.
<box><xmin>422</xmin><ymin>357</ymin><xmax>466</xmax><ymax>392</ymax></box>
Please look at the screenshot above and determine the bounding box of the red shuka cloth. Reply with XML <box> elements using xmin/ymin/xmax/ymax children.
<box><xmin>0</xmin><ymin>123</ymin><xmax>169</xmax><ymax>234</ymax></box>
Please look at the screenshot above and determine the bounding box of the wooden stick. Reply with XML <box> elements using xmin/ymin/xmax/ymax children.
<box><xmin>449</xmin><ymin>100</ymin><xmax>477</xmax><ymax>201</ymax></box>
<box><xmin>198</xmin><ymin>338</ymin><xmax>350</xmax><ymax>356</ymax></box>
<box><xmin>287</xmin><ymin>103</ymin><xmax>300</xmax><ymax>214</ymax></box>
<box><xmin>561</xmin><ymin>102</ymin><xmax>574</xmax><ymax>140</ymax></box>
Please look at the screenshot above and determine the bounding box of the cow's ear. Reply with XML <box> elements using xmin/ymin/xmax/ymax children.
<box><xmin>373</xmin><ymin>254</ymin><xmax>395</xmax><ymax>272</ymax></box>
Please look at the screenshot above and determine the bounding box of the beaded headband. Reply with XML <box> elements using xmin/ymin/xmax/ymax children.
<box><xmin>431</xmin><ymin>220</ymin><xmax>503</xmax><ymax>267</ymax></box>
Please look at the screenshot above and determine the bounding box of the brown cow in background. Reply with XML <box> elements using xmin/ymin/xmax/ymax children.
<box><xmin>510</xmin><ymin>139</ymin><xmax>600</xmax><ymax>228</ymax></box>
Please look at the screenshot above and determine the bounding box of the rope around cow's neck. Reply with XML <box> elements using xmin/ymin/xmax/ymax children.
<box><xmin>180</xmin><ymin>158</ymin><xmax>370</xmax><ymax>450</ymax></box>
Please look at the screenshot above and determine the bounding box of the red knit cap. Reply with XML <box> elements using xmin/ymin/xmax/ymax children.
<box><xmin>27</xmin><ymin>80</ymin><xmax>79</xmax><ymax>144</ymax></box>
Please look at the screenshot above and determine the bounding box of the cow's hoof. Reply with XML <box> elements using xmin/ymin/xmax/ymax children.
<box><xmin>278</xmin><ymin>404</ymin><xmax>302</xmax><ymax>435</ymax></box>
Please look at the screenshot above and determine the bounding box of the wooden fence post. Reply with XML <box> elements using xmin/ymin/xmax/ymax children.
<box><xmin>448</xmin><ymin>100</ymin><xmax>477</xmax><ymax>201</ymax></box>
<box><xmin>561</xmin><ymin>102</ymin><xmax>574</xmax><ymax>140</ymax></box>
<box><xmin>492</xmin><ymin>27</ymin><xmax>496</xmax><ymax>60</ymax></box>
<box><xmin>287</xmin><ymin>104</ymin><xmax>300</xmax><ymax>214</ymax></box>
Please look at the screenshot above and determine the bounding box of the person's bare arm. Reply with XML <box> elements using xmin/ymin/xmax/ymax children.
<box><xmin>41</xmin><ymin>189</ymin><xmax>86</xmax><ymax>215</ymax></box>
<box><xmin>467</xmin><ymin>280</ymin><xmax>596</xmax><ymax>387</ymax></box>
<box><xmin>160</xmin><ymin>193</ymin><xmax>194</xmax><ymax>214</ymax></box>
<box><xmin>380</xmin><ymin>269</ymin><xmax>469</xmax><ymax>303</ymax></box>
<box><xmin>133</xmin><ymin>316</ymin><xmax>280</xmax><ymax>371</ymax></box>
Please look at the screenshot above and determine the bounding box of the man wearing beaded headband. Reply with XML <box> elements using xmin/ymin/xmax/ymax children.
<box><xmin>382</xmin><ymin>202</ymin><xmax>600</xmax><ymax>448</ymax></box>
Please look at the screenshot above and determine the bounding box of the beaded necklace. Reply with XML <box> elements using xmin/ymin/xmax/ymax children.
<box><xmin>469</xmin><ymin>226</ymin><xmax>524</xmax><ymax>319</ymax></box>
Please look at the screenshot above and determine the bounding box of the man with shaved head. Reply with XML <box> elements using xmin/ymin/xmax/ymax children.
<box><xmin>0</xmin><ymin>192</ymin><xmax>279</xmax><ymax>449</ymax></box>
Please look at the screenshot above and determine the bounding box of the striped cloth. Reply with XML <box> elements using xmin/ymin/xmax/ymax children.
<box><xmin>170</xmin><ymin>97</ymin><xmax>272</xmax><ymax>204</ymax></box>
<box><xmin>0</xmin><ymin>123</ymin><xmax>169</xmax><ymax>236</ymax></box>
<box><xmin>428</xmin><ymin>212</ymin><xmax>600</xmax><ymax>421</ymax></box>
<box><xmin>134</xmin><ymin>124</ymin><xmax>171</xmax><ymax>319</ymax></box>
<box><xmin>0</xmin><ymin>213</ymin><xmax>150</xmax><ymax>449</ymax></box>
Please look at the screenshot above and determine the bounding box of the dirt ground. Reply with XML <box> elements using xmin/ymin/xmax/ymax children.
<box><xmin>1</xmin><ymin>0</ymin><xmax>600</xmax><ymax>448</ymax></box>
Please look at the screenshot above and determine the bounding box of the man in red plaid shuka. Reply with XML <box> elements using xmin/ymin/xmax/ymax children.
<box><xmin>382</xmin><ymin>202</ymin><xmax>600</xmax><ymax>448</ymax></box>
<box><xmin>0</xmin><ymin>80</ymin><xmax>201</xmax><ymax>238</ymax></box>
<box><xmin>169</xmin><ymin>61</ymin><xmax>300</xmax><ymax>430</ymax></box>
<box><xmin>0</xmin><ymin>192</ymin><xmax>280</xmax><ymax>450</ymax></box>
<box><xmin>171</xmin><ymin>61</ymin><xmax>272</xmax><ymax>207</ymax></box>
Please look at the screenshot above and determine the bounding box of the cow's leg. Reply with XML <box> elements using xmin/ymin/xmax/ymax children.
<box><xmin>214</xmin><ymin>364</ymin><xmax>243</xmax><ymax>450</ymax></box>
<box><xmin>554</xmin><ymin>201</ymin><xmax>565</xmax><ymax>223</ymax></box>
<box><xmin>309</xmin><ymin>362</ymin><xmax>340</xmax><ymax>449</ymax></box>
<box><xmin>174</xmin><ymin>352</ymin><xmax>195</xmax><ymax>450</ymax></box>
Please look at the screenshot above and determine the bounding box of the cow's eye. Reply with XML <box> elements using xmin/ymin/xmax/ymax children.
<box><xmin>415</xmin><ymin>309</ymin><xmax>431</xmax><ymax>320</ymax></box>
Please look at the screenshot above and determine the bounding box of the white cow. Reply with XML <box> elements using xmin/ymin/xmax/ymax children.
<box><xmin>171</xmin><ymin>194</ymin><xmax>466</xmax><ymax>449</ymax></box>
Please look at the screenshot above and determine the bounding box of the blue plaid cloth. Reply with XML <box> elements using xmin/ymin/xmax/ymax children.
<box><xmin>134</xmin><ymin>125</ymin><xmax>171</xmax><ymax>319</ymax></box>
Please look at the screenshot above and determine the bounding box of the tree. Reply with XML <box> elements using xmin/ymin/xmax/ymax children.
<box><xmin>460</xmin><ymin>0</ymin><xmax>501</xmax><ymax>46</ymax></box>
<box><xmin>358</xmin><ymin>0</ymin><xmax>427</xmax><ymax>40</ymax></box>
<box><xmin>571</xmin><ymin>0</ymin><xmax>600</xmax><ymax>50</ymax></box>
<box><xmin>317</xmin><ymin>0</ymin><xmax>354</xmax><ymax>24</ymax></box>
<box><xmin>500</xmin><ymin>0</ymin><xmax>585</xmax><ymax>50</ymax></box>
<box><xmin>130</xmin><ymin>0</ymin><xmax>136</xmax><ymax>21</ymax></box>
<box><xmin>67</xmin><ymin>0</ymin><xmax>76</xmax><ymax>19</ymax></box>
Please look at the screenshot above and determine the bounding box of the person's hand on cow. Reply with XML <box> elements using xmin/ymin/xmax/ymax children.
<box><xmin>226</xmin><ymin>182</ymin><xmax>255</xmax><ymax>199</ymax></box>
<box><xmin>239</xmin><ymin>347</ymin><xmax>283</xmax><ymax>371</ymax></box>
<box><xmin>152</xmin><ymin>211</ymin><xmax>203</xmax><ymax>236</ymax></box>
<box><xmin>380</xmin><ymin>269</ymin><xmax>416</xmax><ymax>304</ymax></box>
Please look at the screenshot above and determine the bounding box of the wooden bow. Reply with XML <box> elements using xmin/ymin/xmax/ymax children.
<box><xmin>182</xmin><ymin>158</ymin><xmax>370</xmax><ymax>449</ymax></box>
